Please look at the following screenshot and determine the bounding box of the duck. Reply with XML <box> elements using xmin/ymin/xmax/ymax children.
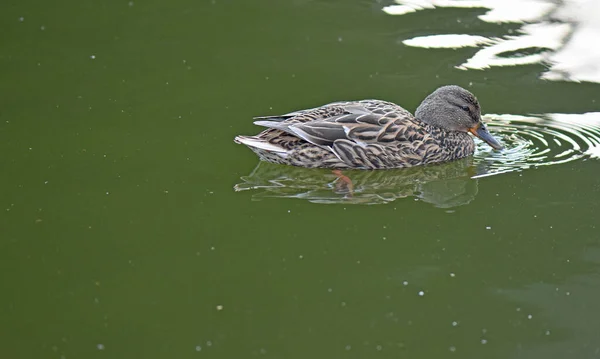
<box><xmin>234</xmin><ymin>85</ymin><xmax>503</xmax><ymax>169</ymax></box>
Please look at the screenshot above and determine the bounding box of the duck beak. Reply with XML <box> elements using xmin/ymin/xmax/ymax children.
<box><xmin>469</xmin><ymin>123</ymin><xmax>503</xmax><ymax>150</ymax></box>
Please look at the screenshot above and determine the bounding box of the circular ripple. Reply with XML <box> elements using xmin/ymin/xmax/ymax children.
<box><xmin>473</xmin><ymin>113</ymin><xmax>600</xmax><ymax>177</ymax></box>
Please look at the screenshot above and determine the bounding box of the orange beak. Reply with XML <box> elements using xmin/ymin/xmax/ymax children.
<box><xmin>469</xmin><ymin>123</ymin><xmax>503</xmax><ymax>150</ymax></box>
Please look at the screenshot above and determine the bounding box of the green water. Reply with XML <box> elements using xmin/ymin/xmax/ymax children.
<box><xmin>2</xmin><ymin>0</ymin><xmax>600</xmax><ymax>358</ymax></box>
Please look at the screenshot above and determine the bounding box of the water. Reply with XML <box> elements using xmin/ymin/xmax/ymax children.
<box><xmin>1</xmin><ymin>0</ymin><xmax>600</xmax><ymax>358</ymax></box>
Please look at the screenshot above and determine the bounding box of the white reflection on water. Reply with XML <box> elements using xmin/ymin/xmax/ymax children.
<box><xmin>403</xmin><ymin>34</ymin><xmax>498</xmax><ymax>48</ymax></box>
<box><xmin>384</xmin><ymin>0</ymin><xmax>600</xmax><ymax>83</ymax></box>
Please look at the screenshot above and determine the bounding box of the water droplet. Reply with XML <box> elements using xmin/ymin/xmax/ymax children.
<box><xmin>452</xmin><ymin>321</ymin><xmax>458</xmax><ymax>327</ymax></box>
<box><xmin>418</xmin><ymin>290</ymin><xmax>424</xmax><ymax>296</ymax></box>
<box><xmin>90</xmin><ymin>55</ymin><xmax>96</xmax><ymax>59</ymax></box>
<box><xmin>481</xmin><ymin>339</ymin><xmax>488</xmax><ymax>344</ymax></box>
<box><xmin>96</xmin><ymin>344</ymin><xmax>105</xmax><ymax>350</ymax></box>
<box><xmin>195</xmin><ymin>345</ymin><xmax>202</xmax><ymax>351</ymax></box>
<box><xmin>449</xmin><ymin>346</ymin><xmax>456</xmax><ymax>352</ymax></box>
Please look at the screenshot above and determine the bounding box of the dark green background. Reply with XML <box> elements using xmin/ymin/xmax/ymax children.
<box><xmin>2</xmin><ymin>1</ymin><xmax>599</xmax><ymax>358</ymax></box>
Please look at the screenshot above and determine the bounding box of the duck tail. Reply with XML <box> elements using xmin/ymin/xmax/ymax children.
<box><xmin>234</xmin><ymin>136</ymin><xmax>288</xmax><ymax>157</ymax></box>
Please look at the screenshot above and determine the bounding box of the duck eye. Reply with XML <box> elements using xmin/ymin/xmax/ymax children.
<box><xmin>461</xmin><ymin>105</ymin><xmax>470</xmax><ymax>112</ymax></box>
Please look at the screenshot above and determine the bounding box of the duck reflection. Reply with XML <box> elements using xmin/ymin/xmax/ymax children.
<box><xmin>234</xmin><ymin>159</ymin><xmax>480</xmax><ymax>207</ymax></box>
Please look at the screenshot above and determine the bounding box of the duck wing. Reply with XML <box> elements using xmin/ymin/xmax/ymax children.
<box><xmin>253</xmin><ymin>100</ymin><xmax>425</xmax><ymax>147</ymax></box>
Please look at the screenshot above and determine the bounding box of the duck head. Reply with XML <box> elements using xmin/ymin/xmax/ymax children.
<box><xmin>415</xmin><ymin>85</ymin><xmax>503</xmax><ymax>150</ymax></box>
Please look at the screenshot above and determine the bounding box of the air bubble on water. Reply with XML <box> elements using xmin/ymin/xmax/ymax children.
<box><xmin>449</xmin><ymin>346</ymin><xmax>456</xmax><ymax>352</ymax></box>
<box><xmin>376</xmin><ymin>345</ymin><xmax>382</xmax><ymax>351</ymax></box>
<box><xmin>96</xmin><ymin>344</ymin><xmax>105</xmax><ymax>350</ymax></box>
<box><xmin>486</xmin><ymin>226</ymin><xmax>491</xmax><ymax>230</ymax></box>
<box><xmin>90</xmin><ymin>55</ymin><xmax>96</xmax><ymax>59</ymax></box>
<box><xmin>206</xmin><ymin>341</ymin><xmax>212</xmax><ymax>347</ymax></box>
<box><xmin>450</xmin><ymin>272</ymin><xmax>456</xmax><ymax>277</ymax></box>
<box><xmin>327</xmin><ymin>288</ymin><xmax>332</xmax><ymax>293</ymax></box>
<box><xmin>527</xmin><ymin>314</ymin><xmax>533</xmax><ymax>319</ymax></box>
<box><xmin>545</xmin><ymin>330</ymin><xmax>551</xmax><ymax>335</ymax></box>
<box><xmin>418</xmin><ymin>290</ymin><xmax>424</xmax><ymax>296</ymax></box>
<box><xmin>19</xmin><ymin>17</ymin><xmax>24</xmax><ymax>22</ymax></box>
<box><xmin>345</xmin><ymin>345</ymin><xmax>351</xmax><ymax>351</ymax></box>
<box><xmin>452</xmin><ymin>321</ymin><xmax>458</xmax><ymax>327</ymax></box>
<box><xmin>128</xmin><ymin>1</ymin><xmax>134</xmax><ymax>7</ymax></box>
<box><xmin>299</xmin><ymin>255</ymin><xmax>303</xmax><ymax>259</ymax></box>
<box><xmin>481</xmin><ymin>339</ymin><xmax>488</xmax><ymax>344</ymax></box>
<box><xmin>402</xmin><ymin>281</ymin><xmax>408</xmax><ymax>286</ymax></box>
<box><xmin>195</xmin><ymin>345</ymin><xmax>202</xmax><ymax>351</ymax></box>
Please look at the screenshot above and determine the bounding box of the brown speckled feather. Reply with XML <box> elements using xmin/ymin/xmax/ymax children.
<box><xmin>235</xmin><ymin>99</ymin><xmax>476</xmax><ymax>169</ymax></box>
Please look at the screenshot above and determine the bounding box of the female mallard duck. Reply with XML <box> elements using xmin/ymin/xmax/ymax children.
<box><xmin>234</xmin><ymin>85</ymin><xmax>503</xmax><ymax>169</ymax></box>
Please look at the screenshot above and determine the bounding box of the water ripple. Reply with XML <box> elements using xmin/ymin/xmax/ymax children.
<box><xmin>475</xmin><ymin>112</ymin><xmax>600</xmax><ymax>177</ymax></box>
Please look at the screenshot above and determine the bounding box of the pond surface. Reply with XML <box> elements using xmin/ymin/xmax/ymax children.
<box><xmin>1</xmin><ymin>0</ymin><xmax>600</xmax><ymax>358</ymax></box>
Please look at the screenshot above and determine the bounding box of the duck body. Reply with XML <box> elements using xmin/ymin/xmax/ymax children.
<box><xmin>235</xmin><ymin>86</ymin><xmax>502</xmax><ymax>169</ymax></box>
